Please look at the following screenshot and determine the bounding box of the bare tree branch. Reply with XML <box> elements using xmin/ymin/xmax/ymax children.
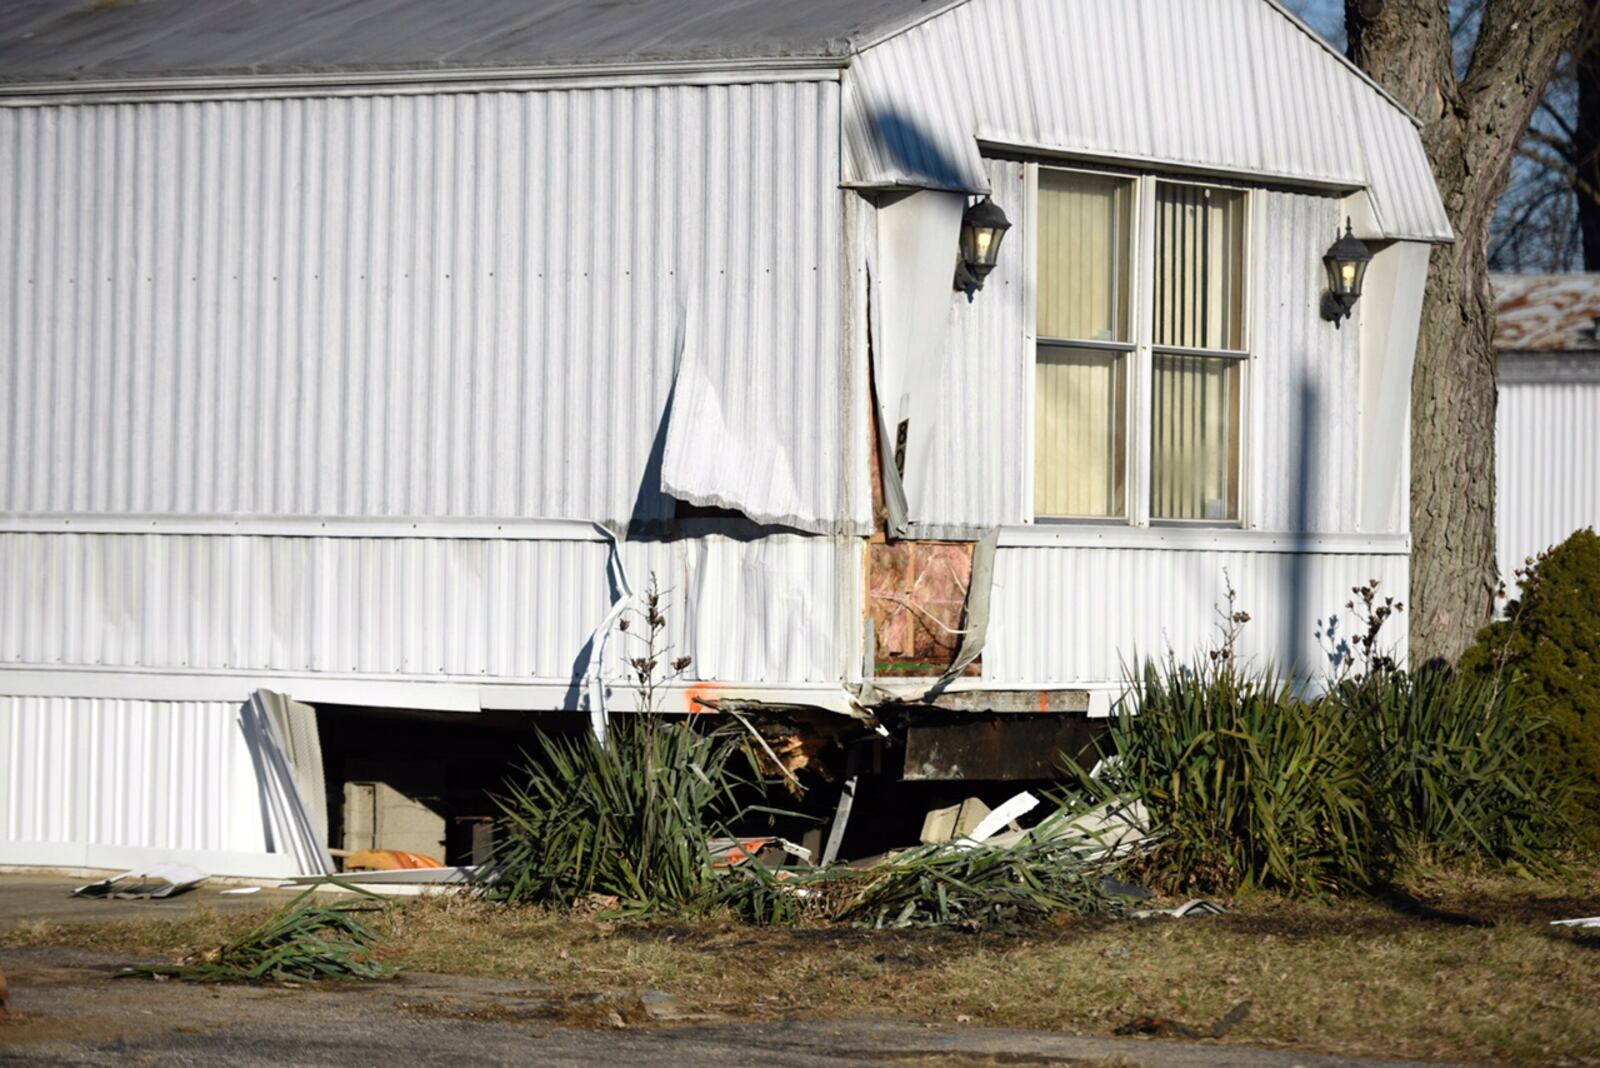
<box><xmin>1519</xmin><ymin>142</ymin><xmax>1600</xmax><ymax>205</ymax></box>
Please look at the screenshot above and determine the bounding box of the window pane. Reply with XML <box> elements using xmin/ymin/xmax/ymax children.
<box><xmin>1154</xmin><ymin>183</ymin><xmax>1246</xmax><ymax>350</ymax></box>
<box><xmin>1038</xmin><ymin>170</ymin><xmax>1133</xmax><ymax>342</ymax></box>
<box><xmin>1035</xmin><ymin>346</ymin><xmax>1127</xmax><ymax>518</ymax></box>
<box><xmin>1151</xmin><ymin>354</ymin><xmax>1240</xmax><ymax>521</ymax></box>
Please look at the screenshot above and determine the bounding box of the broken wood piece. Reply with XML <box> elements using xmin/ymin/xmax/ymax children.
<box><xmin>919</xmin><ymin>797</ymin><xmax>991</xmax><ymax>844</ymax></box>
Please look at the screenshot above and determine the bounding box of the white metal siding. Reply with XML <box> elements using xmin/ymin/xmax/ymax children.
<box><xmin>985</xmin><ymin>543</ymin><xmax>1409</xmax><ymax>685</ymax></box>
<box><xmin>0</xmin><ymin>696</ymin><xmax>276</xmax><ymax>868</ymax></box>
<box><xmin>1496</xmin><ymin>379</ymin><xmax>1600</xmax><ymax>586</ymax></box>
<box><xmin>0</xmin><ymin>81</ymin><xmax>859</xmax><ymax>530</ymax></box>
<box><xmin>1249</xmin><ymin>190</ymin><xmax>1362</xmax><ymax>532</ymax></box>
<box><xmin>910</xmin><ymin>158</ymin><xmax>1030</xmax><ymax>532</ymax></box>
<box><xmin>844</xmin><ymin>0</ymin><xmax>1450</xmax><ymax>242</ymax></box>
<box><xmin>0</xmin><ymin>532</ymin><xmax>850</xmax><ymax>689</ymax></box>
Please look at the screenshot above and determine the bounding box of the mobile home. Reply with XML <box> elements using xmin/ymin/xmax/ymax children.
<box><xmin>1493</xmin><ymin>273</ymin><xmax>1600</xmax><ymax>591</ymax></box>
<box><xmin>0</xmin><ymin>0</ymin><xmax>1449</xmax><ymax>875</ymax></box>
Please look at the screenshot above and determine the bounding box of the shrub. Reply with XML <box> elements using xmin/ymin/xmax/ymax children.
<box><xmin>486</xmin><ymin>715</ymin><xmax>765</xmax><ymax>913</ymax></box>
<box><xmin>1462</xmin><ymin>527</ymin><xmax>1600</xmax><ymax>830</ymax></box>
<box><xmin>1068</xmin><ymin>631</ymin><xmax>1574</xmax><ymax>895</ymax></box>
<box><xmin>1067</xmin><ymin>660</ymin><xmax>1383</xmax><ymax>897</ymax></box>
<box><xmin>1331</xmin><ymin>667</ymin><xmax>1571</xmax><ymax>872</ymax></box>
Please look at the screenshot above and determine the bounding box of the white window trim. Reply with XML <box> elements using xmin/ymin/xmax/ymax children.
<box><xmin>1025</xmin><ymin>163</ymin><xmax>1255</xmax><ymax>531</ymax></box>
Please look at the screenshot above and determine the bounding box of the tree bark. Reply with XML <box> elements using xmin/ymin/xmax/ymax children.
<box><xmin>1347</xmin><ymin>0</ymin><xmax>1582</xmax><ymax>664</ymax></box>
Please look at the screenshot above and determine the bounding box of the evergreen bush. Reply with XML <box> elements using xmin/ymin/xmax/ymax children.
<box><xmin>1462</xmin><ymin>527</ymin><xmax>1600</xmax><ymax>831</ymax></box>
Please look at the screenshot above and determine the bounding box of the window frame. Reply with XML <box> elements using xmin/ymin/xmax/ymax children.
<box><xmin>1025</xmin><ymin>163</ymin><xmax>1253</xmax><ymax>531</ymax></box>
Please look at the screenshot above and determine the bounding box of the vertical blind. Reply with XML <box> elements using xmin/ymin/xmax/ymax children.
<box><xmin>1152</xmin><ymin>354</ymin><xmax>1241</xmax><ymax>520</ymax></box>
<box><xmin>1151</xmin><ymin>183</ymin><xmax>1245</xmax><ymax>521</ymax></box>
<box><xmin>1037</xmin><ymin>171</ymin><xmax>1132</xmax><ymax>342</ymax></box>
<box><xmin>1034</xmin><ymin>170</ymin><xmax>1134</xmax><ymax>517</ymax></box>
<box><xmin>1036</xmin><ymin>348</ymin><xmax>1127</xmax><ymax>517</ymax></box>
<box><xmin>1154</xmin><ymin>184</ymin><xmax>1245</xmax><ymax>351</ymax></box>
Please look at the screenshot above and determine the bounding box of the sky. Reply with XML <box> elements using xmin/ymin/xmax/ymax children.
<box><xmin>1280</xmin><ymin>0</ymin><xmax>1345</xmax><ymax>46</ymax></box>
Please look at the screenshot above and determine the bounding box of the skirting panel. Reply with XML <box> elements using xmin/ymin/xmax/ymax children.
<box><xmin>0</xmin><ymin>695</ymin><xmax>300</xmax><ymax>877</ymax></box>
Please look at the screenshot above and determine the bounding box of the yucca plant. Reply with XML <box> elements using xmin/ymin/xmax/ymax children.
<box><xmin>828</xmin><ymin>837</ymin><xmax>1127</xmax><ymax>929</ymax></box>
<box><xmin>1333</xmin><ymin>667</ymin><xmax>1572</xmax><ymax>873</ymax></box>
<box><xmin>486</xmin><ymin>714</ymin><xmax>768</xmax><ymax>913</ymax></box>
<box><xmin>1066</xmin><ymin>659</ymin><xmax>1383</xmax><ymax>897</ymax></box>
<box><xmin>119</xmin><ymin>885</ymin><xmax>394</xmax><ymax>983</ymax></box>
<box><xmin>712</xmin><ymin>831</ymin><xmax>1126</xmax><ymax>929</ymax></box>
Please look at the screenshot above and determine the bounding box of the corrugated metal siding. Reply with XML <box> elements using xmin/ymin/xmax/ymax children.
<box><xmin>0</xmin><ymin>81</ymin><xmax>860</xmax><ymax>530</ymax></box>
<box><xmin>0</xmin><ymin>696</ymin><xmax>268</xmax><ymax>856</ymax></box>
<box><xmin>1250</xmin><ymin>190</ymin><xmax>1361</xmax><ymax>532</ymax></box>
<box><xmin>910</xmin><ymin>157</ymin><xmax>1029</xmax><ymax>531</ymax></box>
<box><xmin>985</xmin><ymin>545</ymin><xmax>1409</xmax><ymax>684</ymax></box>
<box><xmin>1346</xmin><ymin>81</ymin><xmax>1450</xmax><ymax>245</ymax></box>
<box><xmin>843</xmin><ymin>0</ymin><xmax>1450</xmax><ymax>242</ymax></box>
<box><xmin>0</xmin><ymin>532</ymin><xmax>850</xmax><ymax>688</ymax></box>
<box><xmin>1496</xmin><ymin>380</ymin><xmax>1600</xmax><ymax>585</ymax></box>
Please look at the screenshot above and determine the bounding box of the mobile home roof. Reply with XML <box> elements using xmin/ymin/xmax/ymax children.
<box><xmin>0</xmin><ymin>0</ymin><xmax>951</xmax><ymax>82</ymax></box>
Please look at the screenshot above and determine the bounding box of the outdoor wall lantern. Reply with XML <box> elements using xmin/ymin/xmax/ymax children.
<box><xmin>954</xmin><ymin>195</ymin><xmax>1012</xmax><ymax>296</ymax></box>
<box><xmin>1321</xmin><ymin>219</ymin><xmax>1373</xmax><ymax>324</ymax></box>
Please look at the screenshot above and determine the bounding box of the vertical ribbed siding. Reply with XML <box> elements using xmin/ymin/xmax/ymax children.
<box><xmin>985</xmin><ymin>545</ymin><xmax>1409</xmax><ymax>684</ymax></box>
<box><xmin>1250</xmin><ymin>190</ymin><xmax>1361</xmax><ymax>532</ymax></box>
<box><xmin>909</xmin><ymin>158</ymin><xmax>1029</xmax><ymax>531</ymax></box>
<box><xmin>843</xmin><ymin>0</ymin><xmax>1450</xmax><ymax>242</ymax></box>
<box><xmin>0</xmin><ymin>80</ymin><xmax>856</xmax><ymax>529</ymax></box>
<box><xmin>0</xmin><ymin>531</ymin><xmax>848</xmax><ymax>686</ymax></box>
<box><xmin>0</xmin><ymin>696</ymin><xmax>267</xmax><ymax>857</ymax></box>
<box><xmin>1496</xmin><ymin>379</ymin><xmax>1600</xmax><ymax>586</ymax></box>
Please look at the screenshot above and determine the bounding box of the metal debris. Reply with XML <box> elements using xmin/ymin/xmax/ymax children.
<box><xmin>1132</xmin><ymin>899</ymin><xmax>1228</xmax><ymax>919</ymax></box>
<box><xmin>72</xmin><ymin>864</ymin><xmax>208</xmax><ymax>900</ymax></box>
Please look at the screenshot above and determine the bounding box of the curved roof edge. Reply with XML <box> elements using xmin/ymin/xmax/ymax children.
<box><xmin>844</xmin><ymin>0</ymin><xmax>1452</xmax><ymax>243</ymax></box>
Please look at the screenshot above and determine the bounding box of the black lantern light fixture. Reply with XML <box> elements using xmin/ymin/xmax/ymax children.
<box><xmin>1321</xmin><ymin>218</ymin><xmax>1373</xmax><ymax>324</ymax></box>
<box><xmin>954</xmin><ymin>195</ymin><xmax>1012</xmax><ymax>295</ymax></box>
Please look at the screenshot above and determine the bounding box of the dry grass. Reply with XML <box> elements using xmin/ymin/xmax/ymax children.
<box><xmin>6</xmin><ymin>862</ymin><xmax>1600</xmax><ymax>1065</ymax></box>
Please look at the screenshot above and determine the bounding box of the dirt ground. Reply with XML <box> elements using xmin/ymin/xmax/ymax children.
<box><xmin>0</xmin><ymin>945</ymin><xmax>1484</xmax><ymax>1068</ymax></box>
<box><xmin>2</xmin><ymin>867</ymin><xmax>1598</xmax><ymax>1067</ymax></box>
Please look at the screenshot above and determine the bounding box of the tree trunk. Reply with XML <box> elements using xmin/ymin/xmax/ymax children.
<box><xmin>1347</xmin><ymin>0</ymin><xmax>1582</xmax><ymax>664</ymax></box>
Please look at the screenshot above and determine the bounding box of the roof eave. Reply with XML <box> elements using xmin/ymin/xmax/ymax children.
<box><xmin>0</xmin><ymin>53</ymin><xmax>849</xmax><ymax>101</ymax></box>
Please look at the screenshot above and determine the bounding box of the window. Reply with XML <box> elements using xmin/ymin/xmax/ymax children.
<box><xmin>1034</xmin><ymin>170</ymin><xmax>1134</xmax><ymax>518</ymax></box>
<box><xmin>1033</xmin><ymin>169</ymin><xmax>1248</xmax><ymax>525</ymax></box>
<box><xmin>1151</xmin><ymin>182</ymin><xmax>1245</xmax><ymax>521</ymax></box>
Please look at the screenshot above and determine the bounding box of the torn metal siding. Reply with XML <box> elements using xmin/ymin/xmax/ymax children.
<box><xmin>0</xmin><ymin>696</ymin><xmax>291</xmax><ymax>874</ymax></box>
<box><xmin>984</xmin><ymin>540</ymin><xmax>1410</xmax><ymax>686</ymax></box>
<box><xmin>1496</xmin><ymin>378</ymin><xmax>1600</xmax><ymax>588</ymax></box>
<box><xmin>843</xmin><ymin>0</ymin><xmax>1450</xmax><ymax>242</ymax></box>
<box><xmin>0</xmin><ymin>531</ymin><xmax>851</xmax><ymax>690</ymax></box>
<box><xmin>0</xmin><ymin>81</ymin><xmax>861</xmax><ymax>532</ymax></box>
